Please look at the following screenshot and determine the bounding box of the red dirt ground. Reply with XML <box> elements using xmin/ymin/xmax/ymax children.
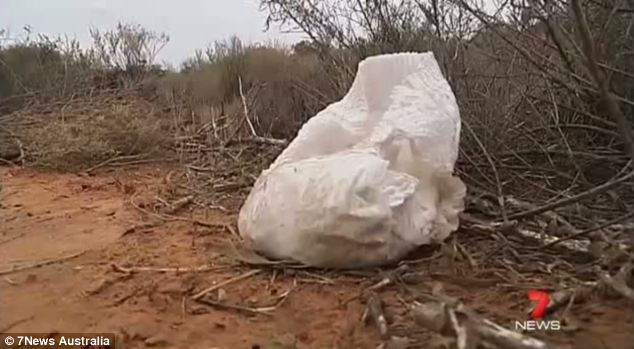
<box><xmin>1</xmin><ymin>165</ymin><xmax>631</xmax><ymax>349</ymax></box>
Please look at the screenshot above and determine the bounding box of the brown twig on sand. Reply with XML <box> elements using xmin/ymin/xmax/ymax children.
<box><xmin>121</xmin><ymin>222</ymin><xmax>163</xmax><ymax>236</ymax></box>
<box><xmin>162</xmin><ymin>195</ymin><xmax>194</xmax><ymax>214</ymax></box>
<box><xmin>191</xmin><ymin>269</ymin><xmax>262</xmax><ymax>300</ymax></box>
<box><xmin>195</xmin><ymin>284</ymin><xmax>293</xmax><ymax>318</ymax></box>
<box><xmin>111</xmin><ymin>263</ymin><xmax>223</xmax><ymax>274</ymax></box>
<box><xmin>0</xmin><ymin>250</ymin><xmax>86</xmax><ymax>276</ymax></box>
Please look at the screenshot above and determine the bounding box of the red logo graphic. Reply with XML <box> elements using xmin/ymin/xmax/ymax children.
<box><xmin>527</xmin><ymin>290</ymin><xmax>550</xmax><ymax>319</ymax></box>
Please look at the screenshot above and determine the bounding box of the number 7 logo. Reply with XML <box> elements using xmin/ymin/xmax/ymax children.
<box><xmin>527</xmin><ymin>290</ymin><xmax>550</xmax><ymax>319</ymax></box>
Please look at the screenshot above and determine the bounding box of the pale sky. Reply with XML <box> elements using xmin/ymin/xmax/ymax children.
<box><xmin>0</xmin><ymin>0</ymin><xmax>306</xmax><ymax>65</ymax></box>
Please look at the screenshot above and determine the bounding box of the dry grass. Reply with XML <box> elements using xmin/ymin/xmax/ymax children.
<box><xmin>1</xmin><ymin>89</ymin><xmax>168</xmax><ymax>171</ymax></box>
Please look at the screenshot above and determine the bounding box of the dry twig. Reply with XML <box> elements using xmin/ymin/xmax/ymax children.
<box><xmin>191</xmin><ymin>269</ymin><xmax>262</xmax><ymax>300</ymax></box>
<box><xmin>0</xmin><ymin>250</ymin><xmax>86</xmax><ymax>276</ymax></box>
<box><xmin>111</xmin><ymin>263</ymin><xmax>222</xmax><ymax>274</ymax></box>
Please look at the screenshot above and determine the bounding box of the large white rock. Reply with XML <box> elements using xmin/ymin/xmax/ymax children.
<box><xmin>238</xmin><ymin>52</ymin><xmax>466</xmax><ymax>269</ymax></box>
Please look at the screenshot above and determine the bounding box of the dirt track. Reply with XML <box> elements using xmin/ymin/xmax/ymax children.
<box><xmin>0</xmin><ymin>165</ymin><xmax>631</xmax><ymax>348</ymax></box>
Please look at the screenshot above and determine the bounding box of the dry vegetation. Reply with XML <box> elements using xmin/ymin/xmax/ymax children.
<box><xmin>1</xmin><ymin>0</ymin><xmax>633</xmax><ymax>348</ymax></box>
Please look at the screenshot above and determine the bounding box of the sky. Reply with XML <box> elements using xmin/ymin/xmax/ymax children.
<box><xmin>0</xmin><ymin>0</ymin><xmax>306</xmax><ymax>66</ymax></box>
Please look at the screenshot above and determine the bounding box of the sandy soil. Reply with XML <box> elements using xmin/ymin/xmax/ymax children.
<box><xmin>0</xmin><ymin>165</ymin><xmax>631</xmax><ymax>349</ymax></box>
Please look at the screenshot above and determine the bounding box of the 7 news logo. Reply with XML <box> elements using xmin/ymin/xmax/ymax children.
<box><xmin>513</xmin><ymin>289</ymin><xmax>561</xmax><ymax>331</ymax></box>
